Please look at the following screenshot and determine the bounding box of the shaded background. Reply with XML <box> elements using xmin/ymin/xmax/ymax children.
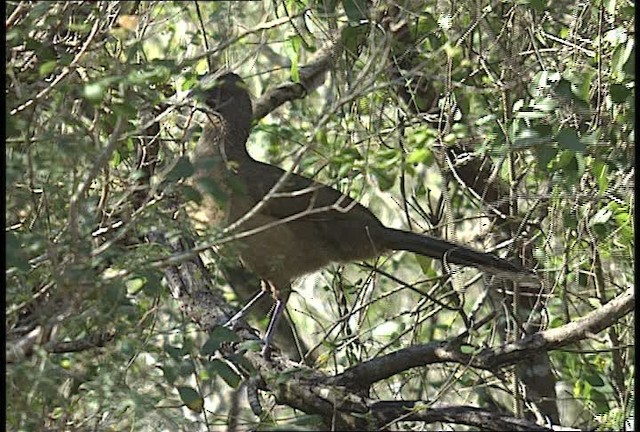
<box><xmin>5</xmin><ymin>1</ymin><xmax>634</xmax><ymax>430</ymax></box>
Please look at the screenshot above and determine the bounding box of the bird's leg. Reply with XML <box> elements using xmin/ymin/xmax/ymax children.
<box><xmin>224</xmin><ymin>283</ymin><xmax>270</xmax><ymax>329</ymax></box>
<box><xmin>260</xmin><ymin>284</ymin><xmax>290</xmax><ymax>359</ymax></box>
<box><xmin>260</xmin><ymin>299</ymin><xmax>286</xmax><ymax>359</ymax></box>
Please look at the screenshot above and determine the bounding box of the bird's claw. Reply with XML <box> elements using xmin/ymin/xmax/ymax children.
<box><xmin>260</xmin><ymin>343</ymin><xmax>273</xmax><ymax>360</ymax></box>
<box><xmin>222</xmin><ymin>317</ymin><xmax>238</xmax><ymax>330</ymax></box>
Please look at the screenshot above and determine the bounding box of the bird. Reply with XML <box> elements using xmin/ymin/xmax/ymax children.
<box><xmin>189</xmin><ymin>72</ymin><xmax>533</xmax><ymax>358</ymax></box>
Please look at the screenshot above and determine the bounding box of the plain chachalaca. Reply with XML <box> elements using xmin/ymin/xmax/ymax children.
<box><xmin>191</xmin><ymin>72</ymin><xmax>533</xmax><ymax>358</ymax></box>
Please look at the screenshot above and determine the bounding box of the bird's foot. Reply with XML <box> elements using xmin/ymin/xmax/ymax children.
<box><xmin>222</xmin><ymin>316</ymin><xmax>239</xmax><ymax>330</ymax></box>
<box><xmin>223</xmin><ymin>290</ymin><xmax>269</xmax><ymax>331</ymax></box>
<box><xmin>260</xmin><ymin>342</ymin><xmax>273</xmax><ymax>360</ymax></box>
<box><xmin>259</xmin><ymin>298</ymin><xmax>286</xmax><ymax>361</ymax></box>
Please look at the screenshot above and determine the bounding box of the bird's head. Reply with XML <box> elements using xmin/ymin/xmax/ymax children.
<box><xmin>192</xmin><ymin>72</ymin><xmax>253</xmax><ymax>126</ymax></box>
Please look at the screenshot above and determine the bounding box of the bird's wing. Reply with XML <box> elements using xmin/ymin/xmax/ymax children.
<box><xmin>239</xmin><ymin>161</ymin><xmax>380</xmax><ymax>223</ymax></box>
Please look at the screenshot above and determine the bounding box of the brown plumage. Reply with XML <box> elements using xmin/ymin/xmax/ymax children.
<box><xmin>191</xmin><ymin>72</ymin><xmax>533</xmax><ymax>357</ymax></box>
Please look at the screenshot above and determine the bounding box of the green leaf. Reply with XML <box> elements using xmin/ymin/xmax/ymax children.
<box><xmin>139</xmin><ymin>270</ymin><xmax>163</xmax><ymax>296</ymax></box>
<box><xmin>414</xmin><ymin>255</ymin><xmax>436</xmax><ymax>276</ymax></box>
<box><xmin>285</xmin><ymin>35</ymin><xmax>302</xmax><ymax>83</ymax></box>
<box><xmin>130</xmin><ymin>169</ymin><xmax>146</xmax><ymax>182</ymax></box>
<box><xmin>178</xmin><ymin>184</ymin><xmax>203</xmax><ymax>205</ymax></box>
<box><xmin>590</xmin><ymin>388</ymin><xmax>611</xmax><ymax>414</ymax></box>
<box><xmin>236</xmin><ymin>339</ymin><xmax>262</xmax><ymax>353</ymax></box>
<box><xmin>514</xmin><ymin>128</ymin><xmax>547</xmax><ymax>148</ymax></box>
<box><xmin>226</xmin><ymin>353</ymin><xmax>256</xmax><ymax>376</ymax></box>
<box><xmin>83</xmin><ymin>82</ymin><xmax>106</xmax><ymax>103</ymax></box>
<box><xmin>177</xmin><ymin>360</ymin><xmax>195</xmax><ymax>377</ymax></box>
<box><xmin>560</xmin><ymin>69</ymin><xmax>596</xmax><ymax>104</ymax></box>
<box><xmin>586</xmin><ymin>373</ymin><xmax>605</xmax><ymax>387</ymax></box>
<box><xmin>590</xmin><ymin>206</ymin><xmax>613</xmax><ymax>226</ymax></box>
<box><xmin>110</xmin><ymin>149</ymin><xmax>122</xmax><ymax>168</ymax></box>
<box><xmin>371</xmin><ymin>166</ymin><xmax>395</xmax><ymax>191</ymax></box>
<box><xmin>611</xmin><ymin>39</ymin><xmax>634</xmax><ymax>81</ymax></box>
<box><xmin>181</xmin><ymin>73</ymin><xmax>199</xmax><ymax>91</ymax></box>
<box><xmin>341</xmin><ymin>24</ymin><xmax>367</xmax><ymax>60</ymax></box>
<box><xmin>127</xmin><ymin>66</ymin><xmax>171</xmax><ymax>86</ymax></box>
<box><xmin>554</xmin><ymin>150</ymin><xmax>582</xmax><ymax>186</ymax></box>
<box><xmin>201</xmin><ymin>326</ymin><xmax>240</xmax><ymax>356</ymax></box>
<box><xmin>316</xmin><ymin>0</ymin><xmax>338</xmax><ymax>14</ymax></box>
<box><xmin>105</xmin><ymin>284</ymin><xmax>125</xmax><ymax>303</ymax></box>
<box><xmin>593</xmin><ymin>160</ymin><xmax>609</xmax><ymax>192</ymax></box>
<box><xmin>535</xmin><ymin>144</ymin><xmax>557</xmax><ymax>171</ymax></box>
<box><xmin>528</xmin><ymin>0</ymin><xmax>546</xmax><ymax>12</ymax></box>
<box><xmin>555</xmin><ymin>78</ymin><xmax>573</xmax><ymax>100</ymax></box>
<box><xmin>556</xmin><ymin>128</ymin><xmax>585</xmax><ymax>152</ymax></box>
<box><xmin>515</xmin><ymin>110</ymin><xmax>547</xmax><ymax>119</ymax></box>
<box><xmin>165</xmin><ymin>157</ymin><xmax>194</xmax><ymax>183</ymax></box>
<box><xmin>460</xmin><ymin>344</ymin><xmax>477</xmax><ymax>354</ymax></box>
<box><xmin>406</xmin><ymin>148</ymin><xmax>432</xmax><ymax>165</ymax></box>
<box><xmin>196</xmin><ymin>176</ymin><xmax>228</xmax><ymax>204</ymax></box>
<box><xmin>563</xmin><ymin>211</ymin><xmax>578</xmax><ymax>230</ymax></box>
<box><xmin>572</xmin><ymin>72</ymin><xmax>593</xmax><ymax>103</ymax></box>
<box><xmin>112</xmin><ymin>103</ymin><xmax>138</xmax><ymax>123</ymax></box>
<box><xmin>604</xmin><ymin>27</ymin><xmax>628</xmax><ymax>46</ymax></box>
<box><xmin>39</xmin><ymin>60</ymin><xmax>57</xmax><ymax>77</ymax></box>
<box><xmin>342</xmin><ymin>0</ymin><xmax>368</xmax><ymax>23</ymax></box>
<box><xmin>290</xmin><ymin>56</ymin><xmax>299</xmax><ymax>83</ymax></box>
<box><xmin>604</xmin><ymin>0</ymin><xmax>616</xmax><ymax>15</ymax></box>
<box><xmin>610</xmin><ymin>83</ymin><xmax>631</xmax><ymax>103</ymax></box>
<box><xmin>166</xmin><ymin>344</ymin><xmax>187</xmax><ymax>360</ymax></box>
<box><xmin>160</xmin><ymin>365</ymin><xmax>178</xmax><ymax>385</ymax></box>
<box><xmin>415</xmin><ymin>13</ymin><xmax>438</xmax><ymax>34</ymax></box>
<box><xmin>210</xmin><ymin>359</ymin><xmax>241</xmax><ymax>388</ymax></box>
<box><xmin>580</xmin><ymin>130</ymin><xmax>600</xmax><ymax>147</ymax></box>
<box><xmin>6</xmin><ymin>232</ymin><xmax>29</xmax><ymax>272</ymax></box>
<box><xmin>125</xmin><ymin>277</ymin><xmax>146</xmax><ymax>295</ymax></box>
<box><xmin>177</xmin><ymin>386</ymin><xmax>203</xmax><ymax>413</ymax></box>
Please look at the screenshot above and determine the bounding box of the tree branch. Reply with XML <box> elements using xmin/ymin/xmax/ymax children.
<box><xmin>369</xmin><ymin>402</ymin><xmax>553</xmax><ymax>431</ymax></box>
<box><xmin>332</xmin><ymin>287</ymin><xmax>633</xmax><ymax>388</ymax></box>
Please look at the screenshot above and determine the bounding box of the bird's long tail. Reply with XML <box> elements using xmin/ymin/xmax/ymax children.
<box><xmin>377</xmin><ymin>227</ymin><xmax>531</xmax><ymax>277</ymax></box>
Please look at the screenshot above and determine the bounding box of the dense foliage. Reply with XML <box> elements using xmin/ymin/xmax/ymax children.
<box><xmin>6</xmin><ymin>1</ymin><xmax>634</xmax><ymax>430</ymax></box>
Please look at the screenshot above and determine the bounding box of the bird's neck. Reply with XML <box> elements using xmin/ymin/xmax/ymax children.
<box><xmin>204</xmin><ymin>112</ymin><xmax>252</xmax><ymax>164</ymax></box>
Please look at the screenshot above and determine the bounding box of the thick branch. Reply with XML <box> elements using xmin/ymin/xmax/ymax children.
<box><xmin>253</xmin><ymin>41</ymin><xmax>336</xmax><ymax>121</ymax></box>
<box><xmin>369</xmin><ymin>402</ymin><xmax>553</xmax><ymax>431</ymax></box>
<box><xmin>333</xmin><ymin>287</ymin><xmax>634</xmax><ymax>388</ymax></box>
<box><xmin>6</xmin><ymin>328</ymin><xmax>116</xmax><ymax>362</ymax></box>
<box><xmin>236</xmin><ymin>348</ymin><xmax>553</xmax><ymax>431</ymax></box>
